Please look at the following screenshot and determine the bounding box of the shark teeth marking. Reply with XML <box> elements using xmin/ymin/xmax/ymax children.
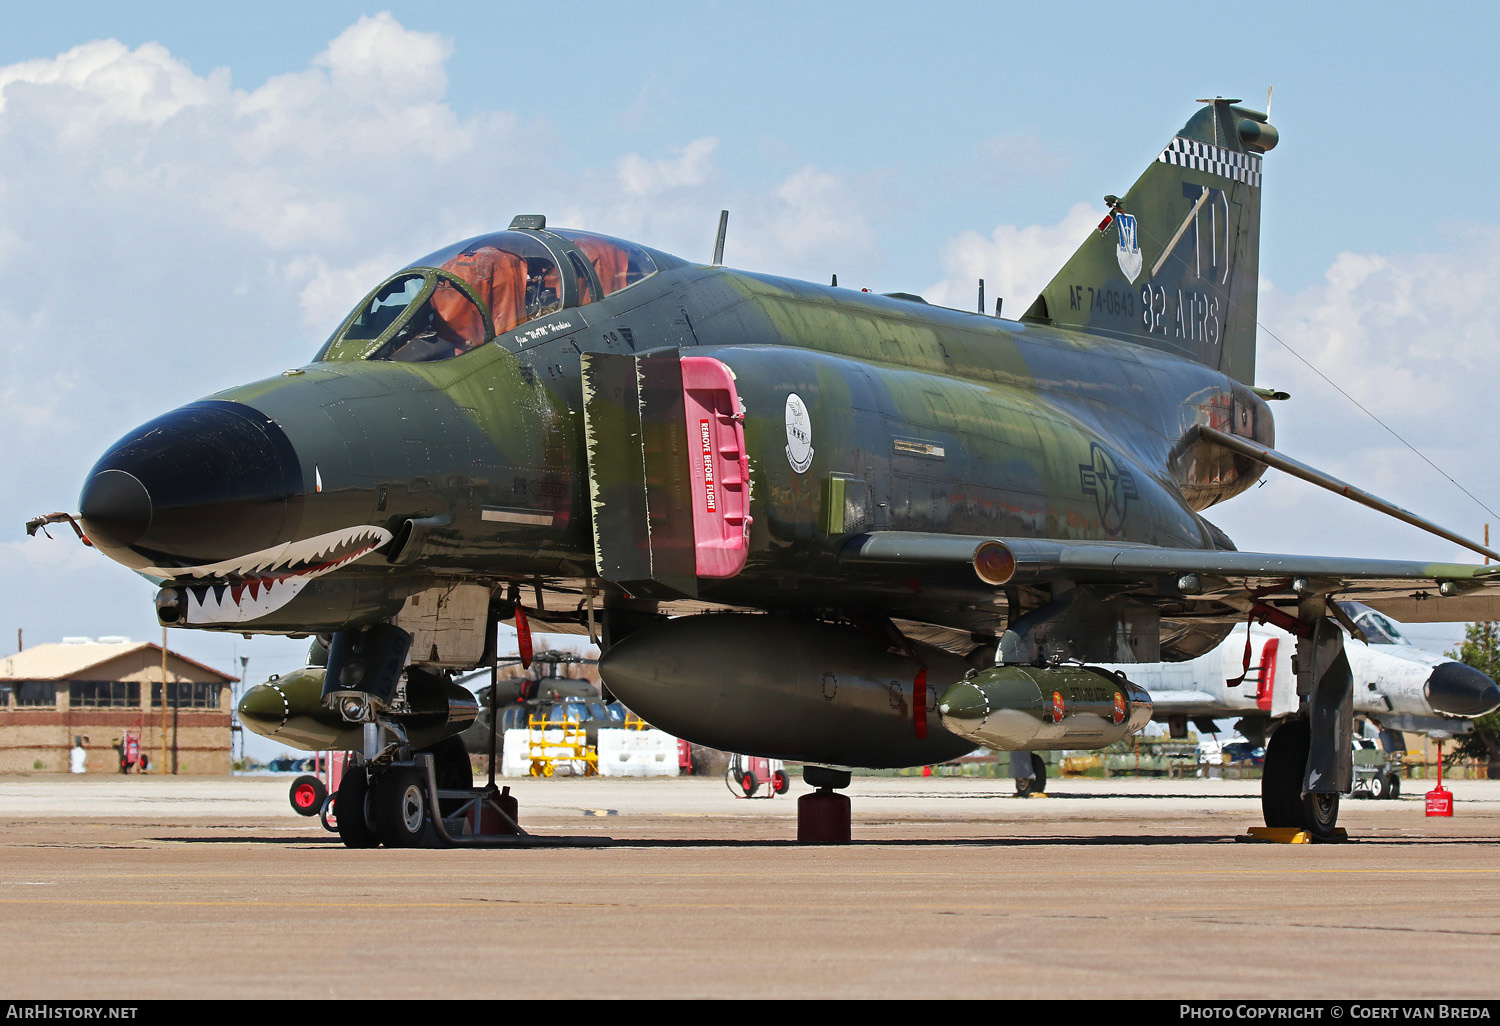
<box><xmin>147</xmin><ymin>525</ymin><xmax>393</xmax><ymax>581</ymax></box>
<box><xmin>171</xmin><ymin>524</ymin><xmax>394</xmax><ymax>626</ymax></box>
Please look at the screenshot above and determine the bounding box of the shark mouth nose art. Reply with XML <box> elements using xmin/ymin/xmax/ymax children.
<box><xmin>154</xmin><ymin>525</ymin><xmax>393</xmax><ymax>625</ymax></box>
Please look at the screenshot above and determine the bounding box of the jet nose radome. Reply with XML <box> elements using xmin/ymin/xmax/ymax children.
<box><xmin>1424</xmin><ymin>661</ymin><xmax>1500</xmax><ymax>718</ymax></box>
<box><xmin>79</xmin><ymin>400</ymin><xmax>304</xmax><ymax>573</ymax></box>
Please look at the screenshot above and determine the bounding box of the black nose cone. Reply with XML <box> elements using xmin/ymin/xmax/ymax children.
<box><xmin>79</xmin><ymin>400</ymin><xmax>304</xmax><ymax>572</ymax></box>
<box><xmin>77</xmin><ymin>469</ymin><xmax>152</xmax><ymax>550</ymax></box>
<box><xmin>1424</xmin><ymin>661</ymin><xmax>1500</xmax><ymax>718</ymax></box>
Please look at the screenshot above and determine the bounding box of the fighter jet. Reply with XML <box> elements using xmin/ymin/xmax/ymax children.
<box><xmin>33</xmin><ymin>98</ymin><xmax>1500</xmax><ymax>846</ymax></box>
<box><xmin>1005</xmin><ymin>603</ymin><xmax>1500</xmax><ymax>797</ymax></box>
<box><xmin>1134</xmin><ymin>602</ymin><xmax>1500</xmax><ymax>744</ymax></box>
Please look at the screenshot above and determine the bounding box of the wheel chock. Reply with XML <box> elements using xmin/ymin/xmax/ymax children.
<box><xmin>1240</xmin><ymin>826</ymin><xmax>1350</xmax><ymax>844</ymax></box>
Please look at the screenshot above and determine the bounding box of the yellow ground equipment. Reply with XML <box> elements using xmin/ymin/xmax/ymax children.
<box><xmin>526</xmin><ymin>714</ymin><xmax>598</xmax><ymax>777</ymax></box>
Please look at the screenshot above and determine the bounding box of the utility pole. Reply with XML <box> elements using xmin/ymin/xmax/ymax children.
<box><xmin>160</xmin><ymin>626</ymin><xmax>169</xmax><ymax>774</ymax></box>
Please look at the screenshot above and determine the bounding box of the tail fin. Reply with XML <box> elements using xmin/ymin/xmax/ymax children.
<box><xmin>1022</xmin><ymin>98</ymin><xmax>1277</xmax><ymax>386</ymax></box>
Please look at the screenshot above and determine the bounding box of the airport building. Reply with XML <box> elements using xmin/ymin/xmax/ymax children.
<box><xmin>0</xmin><ymin>637</ymin><xmax>237</xmax><ymax>774</ymax></box>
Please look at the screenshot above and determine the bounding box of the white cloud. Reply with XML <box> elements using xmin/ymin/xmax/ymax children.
<box><xmin>0</xmin><ymin>39</ymin><xmax>221</xmax><ymax>126</ymax></box>
<box><xmin>314</xmin><ymin>12</ymin><xmax>452</xmax><ymax>104</ymax></box>
<box><xmin>923</xmin><ymin>202</ymin><xmax>1099</xmax><ymax>312</ymax></box>
<box><xmin>616</xmin><ymin>137</ymin><xmax>718</xmax><ymax>197</ymax></box>
<box><xmin>731</xmin><ymin>165</ymin><xmax>880</xmax><ymax>277</ymax></box>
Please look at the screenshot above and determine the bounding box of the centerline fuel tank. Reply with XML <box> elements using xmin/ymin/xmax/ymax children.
<box><xmin>598</xmin><ymin>614</ymin><xmax>976</xmax><ymax>768</ymax></box>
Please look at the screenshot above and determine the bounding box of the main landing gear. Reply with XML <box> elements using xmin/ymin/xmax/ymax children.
<box><xmin>1256</xmin><ymin>604</ymin><xmax>1354</xmax><ymax>842</ymax></box>
<box><xmin>1013</xmin><ymin>752</ymin><xmax>1047</xmax><ymax>796</ymax></box>
<box><xmin>1260</xmin><ymin>719</ymin><xmax>1340</xmax><ymax>842</ymax></box>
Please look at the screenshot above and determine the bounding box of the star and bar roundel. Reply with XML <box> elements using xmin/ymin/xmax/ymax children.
<box><xmin>1078</xmin><ymin>442</ymin><xmax>1138</xmax><ymax>535</ymax></box>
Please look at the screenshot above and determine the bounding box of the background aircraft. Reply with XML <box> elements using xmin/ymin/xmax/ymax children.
<box><xmin>37</xmin><ymin>98</ymin><xmax>1500</xmax><ymax>847</ymax></box>
<box><xmin>454</xmin><ymin>650</ymin><xmax>629</xmax><ymax>753</ymax></box>
<box><xmin>1001</xmin><ymin>603</ymin><xmax>1500</xmax><ymax>797</ymax></box>
<box><xmin>1135</xmin><ymin>602</ymin><xmax>1500</xmax><ymax>744</ymax></box>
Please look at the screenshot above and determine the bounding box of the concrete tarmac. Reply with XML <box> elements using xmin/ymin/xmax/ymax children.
<box><xmin>1</xmin><ymin>772</ymin><xmax>1498</xmax><ymax>1000</ymax></box>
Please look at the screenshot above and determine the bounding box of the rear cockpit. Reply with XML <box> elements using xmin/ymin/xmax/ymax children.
<box><xmin>317</xmin><ymin>217</ymin><xmax>660</xmax><ymax>364</ymax></box>
<box><xmin>1336</xmin><ymin>601</ymin><xmax>1409</xmax><ymax>646</ymax></box>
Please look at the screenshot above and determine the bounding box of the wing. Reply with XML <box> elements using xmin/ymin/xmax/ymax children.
<box><xmin>840</xmin><ymin>531</ymin><xmax>1500</xmax><ymax>625</ymax></box>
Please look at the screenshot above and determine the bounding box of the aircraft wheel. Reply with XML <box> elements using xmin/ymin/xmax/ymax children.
<box><xmin>374</xmin><ymin>766</ymin><xmax>429</xmax><ymax>848</ymax></box>
<box><xmin>1015</xmin><ymin>754</ymin><xmax>1047</xmax><ymax>796</ymax></box>
<box><xmin>1304</xmin><ymin>791</ymin><xmax>1340</xmax><ymax>842</ymax></box>
<box><xmin>289</xmin><ymin>774</ymin><xmax>326</xmax><ymax>816</ymax></box>
<box><xmin>334</xmin><ymin>766</ymin><xmax>380</xmax><ymax>849</ymax></box>
<box><xmin>318</xmin><ymin>794</ymin><xmax>339</xmax><ymax>833</ymax></box>
<box><xmin>741</xmin><ymin>772</ymin><xmax>759</xmax><ymax>798</ymax></box>
<box><xmin>1367</xmin><ymin>773</ymin><xmax>1386</xmax><ymax>800</ymax></box>
<box><xmin>1261</xmin><ymin>719</ymin><xmax>1341</xmax><ymax>840</ymax></box>
<box><xmin>772</xmin><ymin>769</ymin><xmax>790</xmax><ymax>795</ymax></box>
<box><xmin>1386</xmin><ymin>774</ymin><xmax>1401</xmax><ymax>800</ymax></box>
<box><xmin>1261</xmin><ymin>720</ymin><xmax>1304</xmax><ymax>827</ymax></box>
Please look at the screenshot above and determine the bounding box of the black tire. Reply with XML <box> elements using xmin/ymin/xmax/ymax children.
<box><xmin>374</xmin><ymin>766</ymin><xmax>429</xmax><ymax>848</ymax></box>
<box><xmin>741</xmin><ymin>772</ymin><xmax>759</xmax><ymax>798</ymax></box>
<box><xmin>1367</xmin><ymin>773</ymin><xmax>1386</xmax><ymax>800</ymax></box>
<box><xmin>1386</xmin><ymin>774</ymin><xmax>1401</xmax><ymax>800</ymax></box>
<box><xmin>1261</xmin><ymin>720</ymin><xmax>1304</xmax><ymax>828</ymax></box>
<box><xmin>1014</xmin><ymin>753</ymin><xmax>1047</xmax><ymax>796</ymax></box>
<box><xmin>335</xmin><ymin>766</ymin><xmax>380</xmax><ymax>848</ymax></box>
<box><xmin>1261</xmin><ymin>719</ymin><xmax>1341</xmax><ymax>840</ymax></box>
<box><xmin>289</xmin><ymin>774</ymin><xmax>327</xmax><ymax>816</ymax></box>
<box><xmin>1030</xmin><ymin>753</ymin><xmax>1048</xmax><ymax>794</ymax></box>
<box><xmin>318</xmin><ymin>794</ymin><xmax>339</xmax><ymax>833</ymax></box>
<box><xmin>1304</xmin><ymin>790</ymin><xmax>1340</xmax><ymax>841</ymax></box>
<box><xmin>772</xmin><ymin>769</ymin><xmax>789</xmax><ymax>795</ymax></box>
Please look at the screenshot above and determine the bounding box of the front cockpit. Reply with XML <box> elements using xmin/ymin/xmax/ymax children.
<box><xmin>316</xmin><ymin>218</ymin><xmax>660</xmax><ymax>364</ymax></box>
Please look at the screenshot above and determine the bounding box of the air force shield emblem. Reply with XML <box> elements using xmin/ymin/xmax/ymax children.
<box><xmin>1115</xmin><ymin>213</ymin><xmax>1142</xmax><ymax>283</ymax></box>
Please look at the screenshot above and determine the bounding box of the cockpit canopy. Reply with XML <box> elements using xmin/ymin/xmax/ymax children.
<box><xmin>1336</xmin><ymin>601</ymin><xmax>1408</xmax><ymax>646</ymax></box>
<box><xmin>317</xmin><ymin>225</ymin><xmax>658</xmax><ymax>364</ymax></box>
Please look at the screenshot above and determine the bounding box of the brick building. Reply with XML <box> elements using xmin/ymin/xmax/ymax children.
<box><xmin>0</xmin><ymin>637</ymin><xmax>237</xmax><ymax>774</ymax></box>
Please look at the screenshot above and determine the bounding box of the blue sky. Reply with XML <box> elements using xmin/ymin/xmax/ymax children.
<box><xmin>3</xmin><ymin>2</ymin><xmax>1498</xmax><ymax>758</ymax></box>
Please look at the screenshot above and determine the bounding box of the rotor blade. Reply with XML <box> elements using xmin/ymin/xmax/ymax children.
<box><xmin>1198</xmin><ymin>425</ymin><xmax>1500</xmax><ymax>562</ymax></box>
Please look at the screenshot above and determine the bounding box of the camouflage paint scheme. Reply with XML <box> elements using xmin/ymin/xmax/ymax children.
<box><xmin>62</xmin><ymin>101</ymin><xmax>1500</xmax><ymax>800</ymax></box>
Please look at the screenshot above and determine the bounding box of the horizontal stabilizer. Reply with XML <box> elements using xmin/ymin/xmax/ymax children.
<box><xmin>1196</xmin><ymin>425</ymin><xmax>1500</xmax><ymax>562</ymax></box>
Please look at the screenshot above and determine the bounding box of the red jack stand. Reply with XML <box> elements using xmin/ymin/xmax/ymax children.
<box><xmin>797</xmin><ymin>766</ymin><xmax>853</xmax><ymax>844</ymax></box>
<box><xmin>797</xmin><ymin>789</ymin><xmax>851</xmax><ymax>844</ymax></box>
<box><xmin>1426</xmin><ymin>740</ymin><xmax>1453</xmax><ymax>817</ymax></box>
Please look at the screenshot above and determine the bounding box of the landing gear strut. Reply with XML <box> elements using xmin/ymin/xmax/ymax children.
<box><xmin>1255</xmin><ymin>597</ymin><xmax>1354</xmax><ymax>842</ymax></box>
